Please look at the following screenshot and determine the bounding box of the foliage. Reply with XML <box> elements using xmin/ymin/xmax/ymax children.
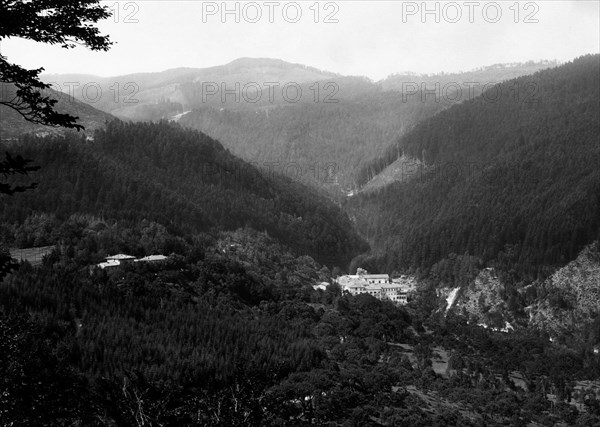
<box><xmin>1</xmin><ymin>219</ymin><xmax>598</xmax><ymax>425</ymax></box>
<box><xmin>0</xmin><ymin>0</ymin><xmax>111</xmax><ymax>128</ymax></box>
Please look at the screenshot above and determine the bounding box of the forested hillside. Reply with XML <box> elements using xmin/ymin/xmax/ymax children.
<box><xmin>179</xmin><ymin>91</ymin><xmax>439</xmax><ymax>191</ymax></box>
<box><xmin>356</xmin><ymin>61</ymin><xmax>561</xmax><ymax>187</ymax></box>
<box><xmin>3</xmin><ymin>0</ymin><xmax>600</xmax><ymax>424</ymax></box>
<box><xmin>3</xmin><ymin>219</ymin><xmax>600</xmax><ymax>426</ymax></box>
<box><xmin>41</xmin><ymin>58</ymin><xmax>339</xmax><ymax>121</ymax></box>
<box><xmin>179</xmin><ymin>61</ymin><xmax>555</xmax><ymax>192</ymax></box>
<box><xmin>0</xmin><ymin>120</ymin><xmax>367</xmax><ymax>267</ymax></box>
<box><xmin>347</xmin><ymin>55</ymin><xmax>600</xmax><ymax>281</ymax></box>
<box><xmin>0</xmin><ymin>83</ymin><xmax>113</xmax><ymax>139</ymax></box>
<box><xmin>3</xmin><ymin>60</ymin><xmax>600</xmax><ymax>427</ymax></box>
<box><xmin>381</xmin><ymin>60</ymin><xmax>558</xmax><ymax>92</ymax></box>
<box><xmin>39</xmin><ymin>59</ymin><xmax>554</xmax><ymax>192</ymax></box>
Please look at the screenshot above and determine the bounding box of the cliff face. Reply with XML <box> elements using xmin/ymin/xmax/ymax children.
<box><xmin>443</xmin><ymin>268</ymin><xmax>513</xmax><ymax>328</ymax></box>
<box><xmin>527</xmin><ymin>242</ymin><xmax>600</xmax><ymax>335</ymax></box>
<box><xmin>440</xmin><ymin>243</ymin><xmax>600</xmax><ymax>335</ymax></box>
<box><xmin>427</xmin><ymin>243</ymin><xmax>600</xmax><ymax>339</ymax></box>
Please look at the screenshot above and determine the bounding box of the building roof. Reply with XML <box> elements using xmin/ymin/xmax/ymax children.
<box><xmin>97</xmin><ymin>260</ymin><xmax>121</xmax><ymax>269</ymax></box>
<box><xmin>363</xmin><ymin>274</ymin><xmax>389</xmax><ymax>279</ymax></box>
<box><xmin>336</xmin><ymin>275</ymin><xmax>359</xmax><ymax>284</ymax></box>
<box><xmin>106</xmin><ymin>254</ymin><xmax>136</xmax><ymax>261</ymax></box>
<box><xmin>348</xmin><ymin>282</ymin><xmax>367</xmax><ymax>289</ymax></box>
<box><xmin>135</xmin><ymin>255</ymin><xmax>168</xmax><ymax>262</ymax></box>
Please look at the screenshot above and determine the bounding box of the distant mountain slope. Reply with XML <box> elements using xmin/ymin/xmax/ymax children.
<box><xmin>357</xmin><ymin>155</ymin><xmax>425</xmax><ymax>194</ymax></box>
<box><xmin>356</xmin><ymin>61</ymin><xmax>561</xmax><ymax>188</ymax></box>
<box><xmin>347</xmin><ymin>54</ymin><xmax>600</xmax><ymax>281</ymax></box>
<box><xmin>41</xmin><ymin>58</ymin><xmax>339</xmax><ymax>121</ymax></box>
<box><xmin>40</xmin><ymin>59</ymin><xmax>555</xmax><ymax>192</ymax></box>
<box><xmin>0</xmin><ymin>121</ymin><xmax>367</xmax><ymax>268</ymax></box>
<box><xmin>381</xmin><ymin>60</ymin><xmax>559</xmax><ymax>92</ymax></box>
<box><xmin>178</xmin><ymin>60</ymin><xmax>557</xmax><ymax>192</ymax></box>
<box><xmin>0</xmin><ymin>84</ymin><xmax>113</xmax><ymax>139</ymax></box>
<box><xmin>179</xmin><ymin>91</ymin><xmax>439</xmax><ymax>191</ymax></box>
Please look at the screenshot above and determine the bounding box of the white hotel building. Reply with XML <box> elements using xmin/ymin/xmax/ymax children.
<box><xmin>335</xmin><ymin>272</ymin><xmax>416</xmax><ymax>305</ymax></box>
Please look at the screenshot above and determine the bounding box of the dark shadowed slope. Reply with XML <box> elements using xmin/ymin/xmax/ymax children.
<box><xmin>0</xmin><ymin>120</ymin><xmax>367</xmax><ymax>268</ymax></box>
<box><xmin>347</xmin><ymin>55</ymin><xmax>600</xmax><ymax>281</ymax></box>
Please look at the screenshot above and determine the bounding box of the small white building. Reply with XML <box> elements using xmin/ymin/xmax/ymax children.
<box><xmin>135</xmin><ymin>255</ymin><xmax>168</xmax><ymax>263</ymax></box>
<box><xmin>106</xmin><ymin>254</ymin><xmax>136</xmax><ymax>262</ymax></box>
<box><xmin>96</xmin><ymin>254</ymin><xmax>137</xmax><ymax>269</ymax></box>
<box><xmin>312</xmin><ymin>282</ymin><xmax>329</xmax><ymax>291</ymax></box>
<box><xmin>97</xmin><ymin>259</ymin><xmax>121</xmax><ymax>269</ymax></box>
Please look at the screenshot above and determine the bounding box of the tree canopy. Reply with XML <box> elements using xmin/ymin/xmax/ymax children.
<box><xmin>0</xmin><ymin>0</ymin><xmax>111</xmax><ymax>128</ymax></box>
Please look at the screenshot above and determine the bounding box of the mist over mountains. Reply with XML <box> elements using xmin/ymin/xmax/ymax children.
<box><xmin>35</xmin><ymin>57</ymin><xmax>557</xmax><ymax>191</ymax></box>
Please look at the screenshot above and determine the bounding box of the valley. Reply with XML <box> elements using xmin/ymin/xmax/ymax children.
<box><xmin>38</xmin><ymin>58</ymin><xmax>556</xmax><ymax>193</ymax></box>
<box><xmin>1</xmin><ymin>3</ymin><xmax>599</xmax><ymax>422</ymax></box>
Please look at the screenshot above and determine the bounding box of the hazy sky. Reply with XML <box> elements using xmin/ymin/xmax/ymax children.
<box><xmin>1</xmin><ymin>1</ymin><xmax>599</xmax><ymax>80</ymax></box>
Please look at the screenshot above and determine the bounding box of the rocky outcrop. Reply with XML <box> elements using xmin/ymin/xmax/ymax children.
<box><xmin>528</xmin><ymin>242</ymin><xmax>600</xmax><ymax>335</ymax></box>
<box><xmin>449</xmin><ymin>268</ymin><xmax>512</xmax><ymax>328</ymax></box>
